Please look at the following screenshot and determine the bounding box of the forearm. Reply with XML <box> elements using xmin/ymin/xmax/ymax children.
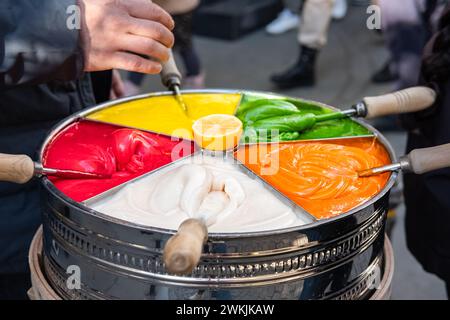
<box><xmin>0</xmin><ymin>0</ymin><xmax>84</xmax><ymax>87</ymax></box>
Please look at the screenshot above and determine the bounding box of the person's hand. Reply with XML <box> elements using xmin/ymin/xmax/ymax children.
<box><xmin>110</xmin><ymin>70</ymin><xmax>125</xmax><ymax>99</ymax></box>
<box><xmin>79</xmin><ymin>0</ymin><xmax>175</xmax><ymax>74</ymax></box>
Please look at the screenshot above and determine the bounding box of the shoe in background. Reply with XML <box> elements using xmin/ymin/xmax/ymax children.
<box><xmin>270</xmin><ymin>45</ymin><xmax>317</xmax><ymax>89</ymax></box>
<box><xmin>265</xmin><ymin>8</ymin><xmax>300</xmax><ymax>35</ymax></box>
<box><xmin>371</xmin><ymin>60</ymin><xmax>399</xmax><ymax>84</ymax></box>
<box><xmin>332</xmin><ymin>0</ymin><xmax>348</xmax><ymax>20</ymax></box>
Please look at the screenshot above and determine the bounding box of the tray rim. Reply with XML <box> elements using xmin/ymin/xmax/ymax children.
<box><xmin>39</xmin><ymin>89</ymin><xmax>398</xmax><ymax>237</ymax></box>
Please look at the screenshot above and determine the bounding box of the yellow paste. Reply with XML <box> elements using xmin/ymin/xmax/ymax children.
<box><xmin>86</xmin><ymin>93</ymin><xmax>242</xmax><ymax>140</ymax></box>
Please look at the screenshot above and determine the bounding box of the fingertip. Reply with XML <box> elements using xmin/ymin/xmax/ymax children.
<box><xmin>148</xmin><ymin>62</ymin><xmax>163</xmax><ymax>74</ymax></box>
<box><xmin>155</xmin><ymin>62</ymin><xmax>163</xmax><ymax>73</ymax></box>
<box><xmin>168</xmin><ymin>33</ymin><xmax>175</xmax><ymax>48</ymax></box>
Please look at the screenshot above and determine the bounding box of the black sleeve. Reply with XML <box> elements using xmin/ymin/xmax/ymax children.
<box><xmin>0</xmin><ymin>0</ymin><xmax>84</xmax><ymax>88</ymax></box>
<box><xmin>90</xmin><ymin>70</ymin><xmax>113</xmax><ymax>104</ymax></box>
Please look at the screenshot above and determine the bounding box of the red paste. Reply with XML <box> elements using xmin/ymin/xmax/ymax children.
<box><xmin>43</xmin><ymin>120</ymin><xmax>194</xmax><ymax>202</ymax></box>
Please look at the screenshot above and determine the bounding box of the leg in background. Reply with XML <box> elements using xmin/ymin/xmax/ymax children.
<box><xmin>123</xmin><ymin>72</ymin><xmax>146</xmax><ymax>97</ymax></box>
<box><xmin>298</xmin><ymin>0</ymin><xmax>335</xmax><ymax>50</ymax></box>
<box><xmin>128</xmin><ymin>72</ymin><xmax>146</xmax><ymax>87</ymax></box>
<box><xmin>173</xmin><ymin>12</ymin><xmax>204</xmax><ymax>88</ymax></box>
<box><xmin>271</xmin><ymin>0</ymin><xmax>335</xmax><ymax>89</ymax></box>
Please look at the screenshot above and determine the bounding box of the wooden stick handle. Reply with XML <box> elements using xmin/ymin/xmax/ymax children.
<box><xmin>0</xmin><ymin>153</ymin><xmax>35</xmax><ymax>184</ymax></box>
<box><xmin>407</xmin><ymin>143</ymin><xmax>450</xmax><ymax>175</ymax></box>
<box><xmin>163</xmin><ymin>218</ymin><xmax>208</xmax><ymax>275</ymax></box>
<box><xmin>160</xmin><ymin>49</ymin><xmax>182</xmax><ymax>89</ymax></box>
<box><xmin>363</xmin><ymin>86</ymin><xmax>436</xmax><ymax>119</ymax></box>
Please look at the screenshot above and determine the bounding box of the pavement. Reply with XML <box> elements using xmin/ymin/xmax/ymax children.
<box><xmin>137</xmin><ymin>3</ymin><xmax>447</xmax><ymax>300</ymax></box>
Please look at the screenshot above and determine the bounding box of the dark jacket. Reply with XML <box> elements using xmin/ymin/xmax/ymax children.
<box><xmin>0</xmin><ymin>0</ymin><xmax>98</xmax><ymax>274</ymax></box>
<box><xmin>402</xmin><ymin>7</ymin><xmax>450</xmax><ymax>282</ymax></box>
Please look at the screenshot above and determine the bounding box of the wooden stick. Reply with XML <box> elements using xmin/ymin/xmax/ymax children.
<box><xmin>363</xmin><ymin>86</ymin><xmax>436</xmax><ymax>119</ymax></box>
<box><xmin>0</xmin><ymin>153</ymin><xmax>35</xmax><ymax>184</ymax></box>
<box><xmin>163</xmin><ymin>218</ymin><xmax>208</xmax><ymax>275</ymax></box>
<box><xmin>408</xmin><ymin>143</ymin><xmax>450</xmax><ymax>174</ymax></box>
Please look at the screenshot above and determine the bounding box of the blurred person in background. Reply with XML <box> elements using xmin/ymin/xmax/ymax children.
<box><xmin>377</xmin><ymin>0</ymin><xmax>443</xmax><ymax>90</ymax></box>
<box><xmin>369</xmin><ymin>0</ymin><xmax>398</xmax><ymax>84</ymax></box>
<box><xmin>265</xmin><ymin>0</ymin><xmax>348</xmax><ymax>35</ymax></box>
<box><xmin>368</xmin><ymin>1</ymin><xmax>447</xmax><ymax>241</ymax></box>
<box><xmin>401</xmin><ymin>4</ymin><xmax>450</xmax><ymax>298</ymax></box>
<box><xmin>370</xmin><ymin>0</ymin><xmax>445</xmax><ymax>131</ymax></box>
<box><xmin>0</xmin><ymin>0</ymin><xmax>174</xmax><ymax>299</ymax></box>
<box><xmin>124</xmin><ymin>0</ymin><xmax>204</xmax><ymax>96</ymax></box>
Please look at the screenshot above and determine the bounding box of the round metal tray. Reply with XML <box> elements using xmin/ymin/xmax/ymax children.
<box><xmin>39</xmin><ymin>90</ymin><xmax>397</xmax><ymax>300</ymax></box>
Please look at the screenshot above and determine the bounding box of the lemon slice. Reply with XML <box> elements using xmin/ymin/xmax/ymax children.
<box><xmin>192</xmin><ymin>114</ymin><xmax>243</xmax><ymax>151</ymax></box>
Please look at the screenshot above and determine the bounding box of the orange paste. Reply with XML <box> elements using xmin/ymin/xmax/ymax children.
<box><xmin>235</xmin><ymin>138</ymin><xmax>391</xmax><ymax>219</ymax></box>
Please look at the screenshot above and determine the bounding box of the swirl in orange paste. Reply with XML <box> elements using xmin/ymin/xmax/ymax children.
<box><xmin>235</xmin><ymin>138</ymin><xmax>391</xmax><ymax>219</ymax></box>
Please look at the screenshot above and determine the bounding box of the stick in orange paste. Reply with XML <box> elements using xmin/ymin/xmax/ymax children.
<box><xmin>235</xmin><ymin>138</ymin><xmax>391</xmax><ymax>219</ymax></box>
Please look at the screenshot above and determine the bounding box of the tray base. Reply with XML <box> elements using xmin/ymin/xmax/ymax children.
<box><xmin>28</xmin><ymin>226</ymin><xmax>394</xmax><ymax>300</ymax></box>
